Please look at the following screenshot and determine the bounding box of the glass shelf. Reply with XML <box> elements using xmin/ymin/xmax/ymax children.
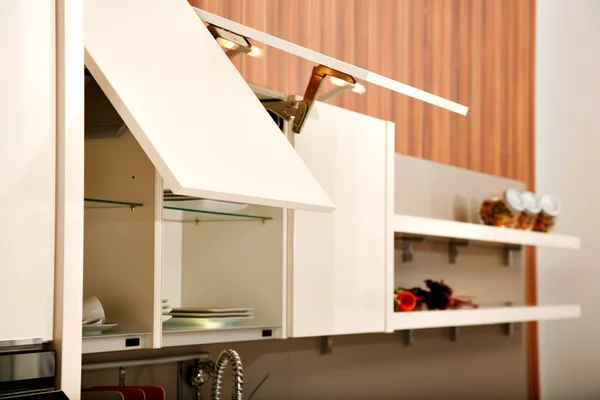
<box><xmin>164</xmin><ymin>205</ymin><xmax>272</xmax><ymax>223</ymax></box>
<box><xmin>84</xmin><ymin>198</ymin><xmax>143</xmax><ymax>210</ymax></box>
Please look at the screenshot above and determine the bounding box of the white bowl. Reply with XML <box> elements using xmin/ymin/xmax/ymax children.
<box><xmin>82</xmin><ymin>296</ymin><xmax>105</xmax><ymax>325</ymax></box>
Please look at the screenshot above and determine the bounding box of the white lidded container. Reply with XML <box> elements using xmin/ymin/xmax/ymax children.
<box><xmin>517</xmin><ymin>191</ymin><xmax>542</xmax><ymax>230</ymax></box>
<box><xmin>535</xmin><ymin>194</ymin><xmax>561</xmax><ymax>232</ymax></box>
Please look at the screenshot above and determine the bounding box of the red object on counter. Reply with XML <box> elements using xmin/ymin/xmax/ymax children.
<box><xmin>83</xmin><ymin>388</ymin><xmax>145</xmax><ymax>400</ymax></box>
<box><xmin>85</xmin><ymin>386</ymin><xmax>165</xmax><ymax>400</ymax></box>
<box><xmin>395</xmin><ymin>291</ymin><xmax>418</xmax><ymax>312</ymax></box>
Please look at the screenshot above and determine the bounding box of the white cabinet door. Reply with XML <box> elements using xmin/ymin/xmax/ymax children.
<box><xmin>84</xmin><ymin>0</ymin><xmax>333</xmax><ymax>213</ymax></box>
<box><xmin>288</xmin><ymin>102</ymin><xmax>394</xmax><ymax>337</ymax></box>
<box><xmin>0</xmin><ymin>1</ymin><xmax>55</xmax><ymax>342</ymax></box>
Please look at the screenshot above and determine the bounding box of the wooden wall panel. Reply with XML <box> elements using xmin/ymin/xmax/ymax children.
<box><xmin>190</xmin><ymin>0</ymin><xmax>537</xmax><ymax>398</ymax></box>
<box><xmin>190</xmin><ymin>0</ymin><xmax>535</xmax><ymax>185</ymax></box>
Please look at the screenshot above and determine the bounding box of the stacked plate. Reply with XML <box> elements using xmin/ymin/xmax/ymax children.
<box><xmin>162</xmin><ymin>298</ymin><xmax>173</xmax><ymax>323</ymax></box>
<box><xmin>167</xmin><ymin>307</ymin><xmax>253</xmax><ymax>329</ymax></box>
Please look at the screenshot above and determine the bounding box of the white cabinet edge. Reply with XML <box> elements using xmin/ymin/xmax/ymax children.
<box><xmin>393</xmin><ymin>214</ymin><xmax>581</xmax><ymax>249</ymax></box>
<box><xmin>389</xmin><ymin>305</ymin><xmax>581</xmax><ymax>331</ymax></box>
<box><xmin>193</xmin><ymin>8</ymin><xmax>468</xmax><ymax>115</ymax></box>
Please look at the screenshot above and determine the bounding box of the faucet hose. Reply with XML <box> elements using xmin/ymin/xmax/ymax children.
<box><xmin>212</xmin><ymin>349</ymin><xmax>244</xmax><ymax>400</ymax></box>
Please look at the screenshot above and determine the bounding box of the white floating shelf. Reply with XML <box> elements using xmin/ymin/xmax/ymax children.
<box><xmin>390</xmin><ymin>305</ymin><xmax>581</xmax><ymax>331</ymax></box>
<box><xmin>82</xmin><ymin>332</ymin><xmax>151</xmax><ymax>354</ymax></box>
<box><xmin>393</xmin><ymin>214</ymin><xmax>581</xmax><ymax>249</ymax></box>
<box><xmin>162</xmin><ymin>326</ymin><xmax>281</xmax><ymax>347</ymax></box>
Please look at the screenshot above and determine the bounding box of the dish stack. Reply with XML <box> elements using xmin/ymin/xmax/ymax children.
<box><xmin>162</xmin><ymin>298</ymin><xmax>173</xmax><ymax>323</ymax></box>
<box><xmin>168</xmin><ymin>307</ymin><xmax>253</xmax><ymax>328</ymax></box>
<box><xmin>82</xmin><ymin>296</ymin><xmax>117</xmax><ymax>336</ymax></box>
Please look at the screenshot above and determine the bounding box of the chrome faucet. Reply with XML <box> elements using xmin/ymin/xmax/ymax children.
<box><xmin>212</xmin><ymin>349</ymin><xmax>244</xmax><ymax>400</ymax></box>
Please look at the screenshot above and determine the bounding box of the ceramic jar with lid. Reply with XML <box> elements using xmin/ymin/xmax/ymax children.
<box><xmin>480</xmin><ymin>188</ymin><xmax>524</xmax><ymax>228</ymax></box>
<box><xmin>517</xmin><ymin>191</ymin><xmax>541</xmax><ymax>230</ymax></box>
<box><xmin>534</xmin><ymin>194</ymin><xmax>561</xmax><ymax>232</ymax></box>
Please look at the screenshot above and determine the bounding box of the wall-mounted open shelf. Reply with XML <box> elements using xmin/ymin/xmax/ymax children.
<box><xmin>390</xmin><ymin>305</ymin><xmax>581</xmax><ymax>332</ymax></box>
<box><xmin>82</xmin><ymin>332</ymin><xmax>152</xmax><ymax>354</ymax></box>
<box><xmin>84</xmin><ymin>198</ymin><xmax>143</xmax><ymax>210</ymax></box>
<box><xmin>161</xmin><ymin>325</ymin><xmax>280</xmax><ymax>347</ymax></box>
<box><xmin>393</xmin><ymin>214</ymin><xmax>580</xmax><ymax>265</ymax></box>
<box><xmin>164</xmin><ymin>205</ymin><xmax>273</xmax><ymax>223</ymax></box>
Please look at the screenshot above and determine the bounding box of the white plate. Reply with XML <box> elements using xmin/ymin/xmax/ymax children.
<box><xmin>162</xmin><ymin>298</ymin><xmax>170</xmax><ymax>303</ymax></box>
<box><xmin>172</xmin><ymin>307</ymin><xmax>252</xmax><ymax>314</ymax></box>
<box><xmin>162</xmin><ymin>315</ymin><xmax>173</xmax><ymax>323</ymax></box>
<box><xmin>82</xmin><ymin>323</ymin><xmax>118</xmax><ymax>336</ymax></box>
<box><xmin>170</xmin><ymin>313</ymin><xmax>253</xmax><ymax>319</ymax></box>
<box><xmin>162</xmin><ymin>308</ymin><xmax>173</xmax><ymax>315</ymax></box>
<box><xmin>164</xmin><ymin>316</ymin><xmax>252</xmax><ymax>329</ymax></box>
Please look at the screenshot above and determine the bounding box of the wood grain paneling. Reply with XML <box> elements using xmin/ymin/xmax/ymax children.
<box><xmin>191</xmin><ymin>0</ymin><xmax>537</xmax><ymax>398</ymax></box>
<box><xmin>191</xmin><ymin>0</ymin><xmax>535</xmax><ymax>184</ymax></box>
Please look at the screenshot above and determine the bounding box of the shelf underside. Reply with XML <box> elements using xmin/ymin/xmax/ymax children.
<box><xmin>393</xmin><ymin>214</ymin><xmax>581</xmax><ymax>250</ymax></box>
<box><xmin>81</xmin><ymin>326</ymin><xmax>278</xmax><ymax>353</ymax></box>
<box><xmin>82</xmin><ymin>332</ymin><xmax>151</xmax><ymax>354</ymax></box>
<box><xmin>162</xmin><ymin>325</ymin><xmax>279</xmax><ymax>347</ymax></box>
<box><xmin>390</xmin><ymin>305</ymin><xmax>581</xmax><ymax>331</ymax></box>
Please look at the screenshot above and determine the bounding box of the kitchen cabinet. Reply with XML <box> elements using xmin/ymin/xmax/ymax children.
<box><xmin>288</xmin><ymin>102</ymin><xmax>394</xmax><ymax>337</ymax></box>
<box><xmin>0</xmin><ymin>0</ymin><xmax>56</xmax><ymax>343</ymax></box>
<box><xmin>158</xmin><ymin>99</ymin><xmax>395</xmax><ymax>349</ymax></box>
<box><xmin>81</xmin><ymin>88</ymin><xmax>395</xmax><ymax>353</ymax></box>
<box><xmin>76</xmin><ymin>0</ymin><xmax>464</xmax><ymax>355</ymax></box>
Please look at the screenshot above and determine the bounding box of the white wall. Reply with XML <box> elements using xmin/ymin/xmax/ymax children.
<box><xmin>536</xmin><ymin>1</ymin><xmax>600</xmax><ymax>398</ymax></box>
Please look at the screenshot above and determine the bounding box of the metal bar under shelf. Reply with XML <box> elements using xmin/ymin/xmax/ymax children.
<box><xmin>82</xmin><ymin>353</ymin><xmax>211</xmax><ymax>371</ymax></box>
<box><xmin>164</xmin><ymin>206</ymin><xmax>272</xmax><ymax>221</ymax></box>
<box><xmin>164</xmin><ymin>218</ymin><xmax>269</xmax><ymax>225</ymax></box>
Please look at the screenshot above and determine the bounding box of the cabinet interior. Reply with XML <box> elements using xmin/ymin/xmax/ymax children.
<box><xmin>83</xmin><ymin>73</ymin><xmax>288</xmax><ymax>349</ymax></box>
<box><xmin>84</xmin><ymin>129</ymin><xmax>159</xmax><ymax>339</ymax></box>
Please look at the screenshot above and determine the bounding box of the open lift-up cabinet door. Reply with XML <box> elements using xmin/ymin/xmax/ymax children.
<box><xmin>83</xmin><ymin>0</ymin><xmax>333</xmax><ymax>212</ymax></box>
<box><xmin>84</xmin><ymin>0</ymin><xmax>468</xmax><ymax>212</ymax></box>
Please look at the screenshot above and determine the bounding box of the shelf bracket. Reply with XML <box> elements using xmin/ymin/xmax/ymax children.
<box><xmin>449</xmin><ymin>327</ymin><xmax>459</xmax><ymax>342</ymax></box>
<box><xmin>505</xmin><ymin>322</ymin><xmax>516</xmax><ymax>337</ymax></box>
<box><xmin>403</xmin><ymin>330</ymin><xmax>414</xmax><ymax>346</ymax></box>
<box><xmin>320</xmin><ymin>336</ymin><xmax>333</xmax><ymax>355</ymax></box>
<box><xmin>261</xmin><ymin>65</ymin><xmax>355</xmax><ymax>134</ymax></box>
<box><xmin>396</xmin><ymin>236</ymin><xmax>425</xmax><ymax>263</ymax></box>
<box><xmin>119</xmin><ymin>366</ymin><xmax>126</xmax><ymax>387</ymax></box>
<box><xmin>448</xmin><ymin>240</ymin><xmax>469</xmax><ymax>264</ymax></box>
<box><xmin>504</xmin><ymin>302</ymin><xmax>515</xmax><ymax>336</ymax></box>
<box><xmin>502</xmin><ymin>245</ymin><xmax>522</xmax><ymax>267</ymax></box>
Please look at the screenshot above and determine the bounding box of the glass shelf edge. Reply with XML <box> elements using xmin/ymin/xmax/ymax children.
<box><xmin>84</xmin><ymin>198</ymin><xmax>144</xmax><ymax>208</ymax></box>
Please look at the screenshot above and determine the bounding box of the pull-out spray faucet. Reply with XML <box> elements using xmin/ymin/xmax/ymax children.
<box><xmin>189</xmin><ymin>349</ymin><xmax>244</xmax><ymax>400</ymax></box>
<box><xmin>212</xmin><ymin>349</ymin><xmax>244</xmax><ymax>400</ymax></box>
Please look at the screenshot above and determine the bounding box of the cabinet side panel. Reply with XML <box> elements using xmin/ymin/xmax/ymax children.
<box><xmin>384</xmin><ymin>122</ymin><xmax>396</xmax><ymax>333</ymax></box>
<box><xmin>180</xmin><ymin>206</ymin><xmax>284</xmax><ymax>327</ymax></box>
<box><xmin>291</xmin><ymin>102</ymin><xmax>388</xmax><ymax>337</ymax></box>
<box><xmin>84</xmin><ymin>131</ymin><xmax>158</xmax><ymax>338</ymax></box>
<box><xmin>0</xmin><ymin>0</ymin><xmax>56</xmax><ymax>342</ymax></box>
<box><xmin>163</xmin><ymin>210</ymin><xmax>183</xmax><ymax>307</ymax></box>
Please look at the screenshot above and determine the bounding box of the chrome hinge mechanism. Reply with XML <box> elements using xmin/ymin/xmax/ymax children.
<box><xmin>261</xmin><ymin>64</ymin><xmax>355</xmax><ymax>134</ymax></box>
